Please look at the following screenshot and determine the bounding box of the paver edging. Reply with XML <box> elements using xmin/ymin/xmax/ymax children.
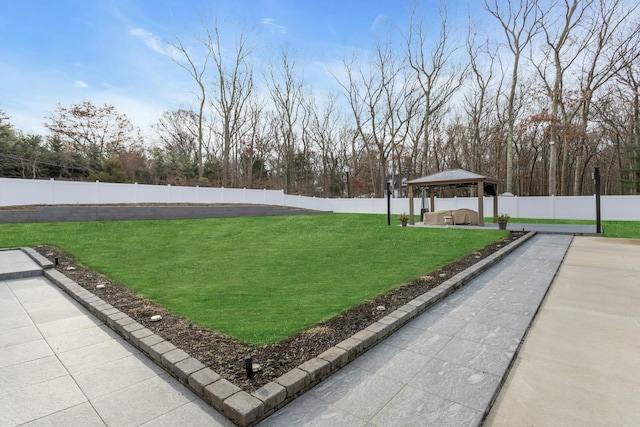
<box><xmin>34</xmin><ymin>231</ymin><xmax>536</xmax><ymax>427</ymax></box>
<box><xmin>20</xmin><ymin>246</ymin><xmax>54</xmax><ymax>269</ymax></box>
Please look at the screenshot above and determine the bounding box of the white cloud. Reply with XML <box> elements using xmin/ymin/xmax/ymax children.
<box><xmin>260</xmin><ymin>18</ymin><xmax>287</xmax><ymax>34</ymax></box>
<box><xmin>74</xmin><ymin>80</ymin><xmax>89</xmax><ymax>88</ymax></box>
<box><xmin>370</xmin><ymin>14</ymin><xmax>388</xmax><ymax>33</ymax></box>
<box><xmin>129</xmin><ymin>27</ymin><xmax>171</xmax><ymax>56</ymax></box>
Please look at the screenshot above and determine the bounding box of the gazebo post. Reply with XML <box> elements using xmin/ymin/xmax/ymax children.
<box><xmin>409</xmin><ymin>184</ymin><xmax>415</xmax><ymax>225</ymax></box>
<box><xmin>429</xmin><ymin>186</ymin><xmax>435</xmax><ymax>212</ymax></box>
<box><xmin>477</xmin><ymin>180</ymin><xmax>484</xmax><ymax>226</ymax></box>
<box><xmin>493</xmin><ymin>191</ymin><xmax>499</xmax><ymax>223</ymax></box>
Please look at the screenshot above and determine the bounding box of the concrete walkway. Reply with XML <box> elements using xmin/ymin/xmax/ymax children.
<box><xmin>485</xmin><ymin>236</ymin><xmax>640</xmax><ymax>426</ymax></box>
<box><xmin>0</xmin><ymin>250</ymin><xmax>232</xmax><ymax>427</ymax></box>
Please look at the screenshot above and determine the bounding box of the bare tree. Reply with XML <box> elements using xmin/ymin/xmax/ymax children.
<box><xmin>405</xmin><ymin>3</ymin><xmax>467</xmax><ymax>176</ymax></box>
<box><xmin>205</xmin><ymin>21</ymin><xmax>255</xmax><ymax>187</ymax></box>
<box><xmin>485</xmin><ymin>0</ymin><xmax>541</xmax><ymax>193</ymax></box>
<box><xmin>303</xmin><ymin>93</ymin><xmax>349</xmax><ymax>196</ymax></box>
<box><xmin>572</xmin><ymin>0</ymin><xmax>640</xmax><ymax>194</ymax></box>
<box><xmin>335</xmin><ymin>41</ymin><xmax>412</xmax><ymax>196</ymax></box>
<box><xmin>530</xmin><ymin>0</ymin><xmax>590</xmax><ymax>195</ymax></box>
<box><xmin>267</xmin><ymin>49</ymin><xmax>304</xmax><ymax>194</ymax></box>
<box><xmin>464</xmin><ymin>31</ymin><xmax>498</xmax><ymax>175</ymax></box>
<box><xmin>169</xmin><ymin>37</ymin><xmax>209</xmax><ymax>179</ymax></box>
<box><xmin>153</xmin><ymin>109</ymin><xmax>200</xmax><ymax>161</ymax></box>
<box><xmin>237</xmin><ymin>99</ymin><xmax>269</xmax><ymax>189</ymax></box>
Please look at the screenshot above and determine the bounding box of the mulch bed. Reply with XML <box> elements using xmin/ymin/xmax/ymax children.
<box><xmin>35</xmin><ymin>231</ymin><xmax>522</xmax><ymax>392</ymax></box>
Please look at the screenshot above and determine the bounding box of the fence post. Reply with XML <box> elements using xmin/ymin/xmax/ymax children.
<box><xmin>50</xmin><ymin>178</ymin><xmax>56</xmax><ymax>205</ymax></box>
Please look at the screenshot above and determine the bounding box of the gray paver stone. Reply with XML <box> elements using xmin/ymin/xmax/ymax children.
<box><xmin>92</xmin><ymin>301</ymin><xmax>113</xmax><ymax>310</ymax></box>
<box><xmin>377</xmin><ymin>315</ymin><xmax>402</xmax><ymax>332</ymax></box>
<box><xmin>114</xmin><ymin>315</ymin><xmax>136</xmax><ymax>331</ymax></box>
<box><xmin>106</xmin><ymin>311</ymin><xmax>128</xmax><ymax>327</ymax></box>
<box><xmin>275</xmin><ymin>368</ymin><xmax>310</xmax><ymax>398</ymax></box>
<box><xmin>129</xmin><ymin>327</ymin><xmax>154</xmax><ymax>347</ymax></box>
<box><xmin>415</xmin><ymin>291</ymin><xmax>436</xmax><ymax>303</ymax></box>
<box><xmin>252</xmin><ymin>382</ymin><xmax>286</xmax><ymax>414</ymax></box>
<box><xmin>92</xmin><ymin>309</ymin><xmax>108</xmax><ymax>322</ymax></box>
<box><xmin>439</xmin><ymin>280</ymin><xmax>458</xmax><ymax>293</ymax></box>
<box><xmin>43</xmin><ymin>270</ymin><xmax>64</xmax><ymax>283</ymax></box>
<box><xmin>61</xmin><ymin>278</ymin><xmax>77</xmax><ymax>287</ymax></box>
<box><xmin>336</xmin><ymin>336</ymin><xmax>364</xmax><ymax>356</ymax></box>
<box><xmin>148</xmin><ymin>340</ymin><xmax>176</xmax><ymax>363</ymax></box>
<box><xmin>82</xmin><ymin>295</ymin><xmax>100</xmax><ymax>304</ymax></box>
<box><xmin>75</xmin><ymin>289</ymin><xmax>94</xmax><ymax>299</ymax></box>
<box><xmin>174</xmin><ymin>357</ymin><xmax>205</xmax><ymax>384</ymax></box>
<box><xmin>351</xmin><ymin>329</ymin><xmax>377</xmax><ymax>351</ymax></box>
<box><xmin>464</xmin><ymin>264</ymin><xmax>483</xmax><ymax>279</ymax></box>
<box><xmin>161</xmin><ymin>348</ymin><xmax>190</xmax><ymax>372</ymax></box>
<box><xmin>23</xmin><ymin>247</ymin><xmax>53</xmax><ymax>268</ymax></box>
<box><xmin>406</xmin><ymin>298</ymin><xmax>428</xmax><ymax>311</ymax></box>
<box><xmin>139</xmin><ymin>334</ymin><xmax>165</xmax><ymax>354</ymax></box>
<box><xmin>365</xmin><ymin>321</ymin><xmax>392</xmax><ymax>341</ymax></box>
<box><xmin>66</xmin><ymin>284</ymin><xmax>85</xmax><ymax>295</ymax></box>
<box><xmin>317</xmin><ymin>346</ymin><xmax>348</xmax><ymax>370</ymax></box>
<box><xmin>204</xmin><ymin>378</ymin><xmax>242</xmax><ymax>411</ymax></box>
<box><xmin>298</xmin><ymin>357</ymin><xmax>330</xmax><ymax>384</ymax></box>
<box><xmin>102</xmin><ymin>307</ymin><xmax>119</xmax><ymax>317</ymax></box>
<box><xmin>73</xmin><ymin>290</ymin><xmax>93</xmax><ymax>301</ymax></box>
<box><xmin>429</xmin><ymin>290</ymin><xmax>448</xmax><ymax>303</ymax></box>
<box><xmin>388</xmin><ymin>309</ymin><xmax>412</xmax><ymax>324</ymax></box>
<box><xmin>87</xmin><ymin>299</ymin><xmax>106</xmax><ymax>314</ymax></box>
<box><xmin>92</xmin><ymin>303</ymin><xmax>114</xmax><ymax>317</ymax></box>
<box><xmin>396</xmin><ymin>303</ymin><xmax>419</xmax><ymax>315</ymax></box>
<box><xmin>120</xmin><ymin>321</ymin><xmax>145</xmax><ymax>340</ymax></box>
<box><xmin>223</xmin><ymin>391</ymin><xmax>265</xmax><ymax>426</ymax></box>
<box><xmin>189</xmin><ymin>368</ymin><xmax>221</xmax><ymax>395</ymax></box>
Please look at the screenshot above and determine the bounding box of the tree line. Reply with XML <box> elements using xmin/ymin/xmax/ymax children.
<box><xmin>2</xmin><ymin>0</ymin><xmax>639</xmax><ymax>197</ymax></box>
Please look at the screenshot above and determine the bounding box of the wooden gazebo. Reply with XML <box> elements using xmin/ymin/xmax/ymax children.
<box><xmin>406</xmin><ymin>169</ymin><xmax>499</xmax><ymax>226</ymax></box>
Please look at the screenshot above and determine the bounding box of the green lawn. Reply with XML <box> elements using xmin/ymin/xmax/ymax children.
<box><xmin>0</xmin><ymin>214</ymin><xmax>507</xmax><ymax>345</ymax></box>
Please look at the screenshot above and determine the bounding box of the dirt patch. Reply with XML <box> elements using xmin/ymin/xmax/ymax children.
<box><xmin>35</xmin><ymin>231</ymin><xmax>523</xmax><ymax>392</ymax></box>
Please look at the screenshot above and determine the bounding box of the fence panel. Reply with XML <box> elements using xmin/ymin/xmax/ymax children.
<box><xmin>1</xmin><ymin>178</ymin><xmax>639</xmax><ymax>220</ymax></box>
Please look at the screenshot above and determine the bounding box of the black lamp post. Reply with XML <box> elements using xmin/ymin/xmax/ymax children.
<box><xmin>594</xmin><ymin>167</ymin><xmax>601</xmax><ymax>234</ymax></box>
<box><xmin>386</xmin><ymin>181</ymin><xmax>391</xmax><ymax>226</ymax></box>
<box><xmin>343</xmin><ymin>165</ymin><xmax>351</xmax><ymax>198</ymax></box>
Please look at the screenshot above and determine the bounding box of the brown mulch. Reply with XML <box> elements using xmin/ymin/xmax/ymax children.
<box><xmin>35</xmin><ymin>231</ymin><xmax>523</xmax><ymax>392</ymax></box>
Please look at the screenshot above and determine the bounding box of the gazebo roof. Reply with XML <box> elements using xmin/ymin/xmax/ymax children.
<box><xmin>406</xmin><ymin>169</ymin><xmax>498</xmax><ymax>186</ymax></box>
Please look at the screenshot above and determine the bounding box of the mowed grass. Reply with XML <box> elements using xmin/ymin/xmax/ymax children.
<box><xmin>0</xmin><ymin>214</ymin><xmax>507</xmax><ymax>345</ymax></box>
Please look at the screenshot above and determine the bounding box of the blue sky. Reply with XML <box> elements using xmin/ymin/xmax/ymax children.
<box><xmin>0</xmin><ymin>0</ymin><xmax>470</xmax><ymax>136</ymax></box>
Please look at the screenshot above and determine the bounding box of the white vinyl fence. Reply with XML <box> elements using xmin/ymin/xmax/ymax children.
<box><xmin>1</xmin><ymin>177</ymin><xmax>639</xmax><ymax>220</ymax></box>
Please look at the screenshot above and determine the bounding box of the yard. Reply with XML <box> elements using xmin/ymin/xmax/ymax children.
<box><xmin>0</xmin><ymin>213</ymin><xmax>507</xmax><ymax>344</ymax></box>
